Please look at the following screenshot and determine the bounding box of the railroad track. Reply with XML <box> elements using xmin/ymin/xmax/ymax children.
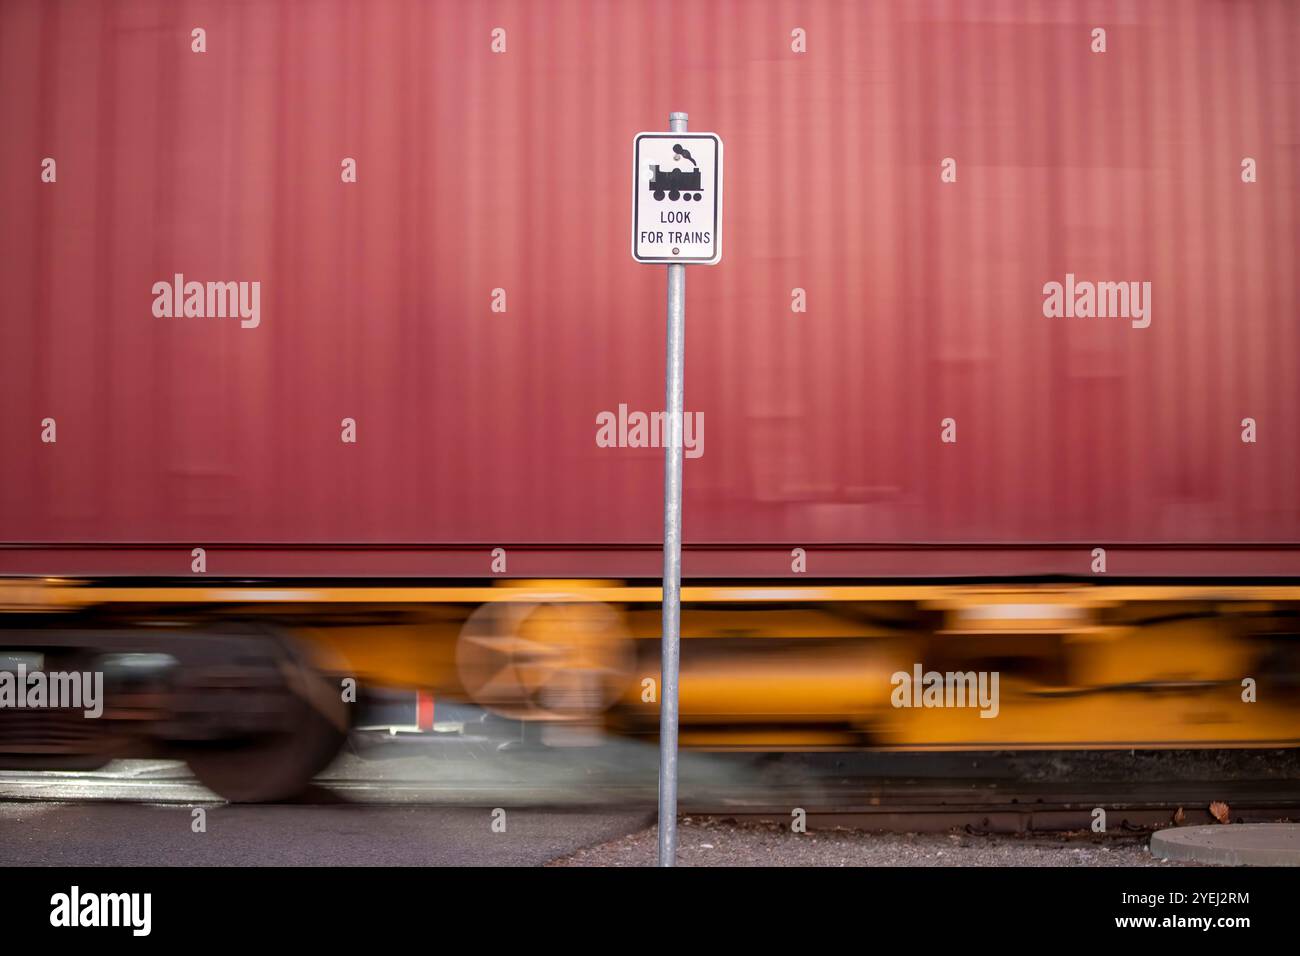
<box><xmin>686</xmin><ymin>780</ymin><xmax>1300</xmax><ymax>833</ymax></box>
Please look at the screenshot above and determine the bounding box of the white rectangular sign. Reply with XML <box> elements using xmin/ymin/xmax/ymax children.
<box><xmin>631</xmin><ymin>132</ymin><xmax>723</xmax><ymax>264</ymax></box>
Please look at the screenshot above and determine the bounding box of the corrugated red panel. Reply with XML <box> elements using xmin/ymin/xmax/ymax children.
<box><xmin>1</xmin><ymin>0</ymin><xmax>1297</xmax><ymax>575</ymax></box>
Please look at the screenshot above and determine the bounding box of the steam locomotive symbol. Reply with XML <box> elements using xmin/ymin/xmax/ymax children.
<box><xmin>649</xmin><ymin>143</ymin><xmax>704</xmax><ymax>201</ymax></box>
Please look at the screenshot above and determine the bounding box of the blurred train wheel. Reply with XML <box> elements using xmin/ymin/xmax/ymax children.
<box><xmin>186</xmin><ymin>699</ymin><xmax>344</xmax><ymax>803</ymax></box>
<box><xmin>456</xmin><ymin>600</ymin><xmax>634</xmax><ymax>722</ymax></box>
<box><xmin>183</xmin><ymin>634</ymin><xmax>349</xmax><ymax>803</ymax></box>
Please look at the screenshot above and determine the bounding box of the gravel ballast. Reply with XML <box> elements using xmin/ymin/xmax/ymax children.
<box><xmin>551</xmin><ymin>817</ymin><xmax>1191</xmax><ymax>867</ymax></box>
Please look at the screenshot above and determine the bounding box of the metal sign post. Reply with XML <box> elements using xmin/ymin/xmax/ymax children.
<box><xmin>658</xmin><ymin>110</ymin><xmax>688</xmax><ymax>868</ymax></box>
<box><xmin>631</xmin><ymin>111</ymin><xmax>722</xmax><ymax>867</ymax></box>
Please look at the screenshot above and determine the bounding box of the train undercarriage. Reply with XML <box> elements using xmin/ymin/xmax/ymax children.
<box><xmin>2</xmin><ymin>578</ymin><xmax>1299</xmax><ymax>801</ymax></box>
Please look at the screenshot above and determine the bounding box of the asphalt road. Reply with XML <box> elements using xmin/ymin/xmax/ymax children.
<box><xmin>0</xmin><ymin>801</ymin><xmax>651</xmax><ymax>866</ymax></box>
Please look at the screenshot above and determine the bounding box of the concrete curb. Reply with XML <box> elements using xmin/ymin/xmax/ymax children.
<box><xmin>1150</xmin><ymin>824</ymin><xmax>1300</xmax><ymax>866</ymax></box>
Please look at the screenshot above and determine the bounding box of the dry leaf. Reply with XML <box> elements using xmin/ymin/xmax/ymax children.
<box><xmin>1209</xmin><ymin>801</ymin><xmax>1231</xmax><ymax>824</ymax></box>
<box><xmin>1172</xmin><ymin>807</ymin><xmax>1185</xmax><ymax>825</ymax></box>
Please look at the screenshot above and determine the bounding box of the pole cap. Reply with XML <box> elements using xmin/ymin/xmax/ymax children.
<box><xmin>669</xmin><ymin>112</ymin><xmax>688</xmax><ymax>121</ymax></box>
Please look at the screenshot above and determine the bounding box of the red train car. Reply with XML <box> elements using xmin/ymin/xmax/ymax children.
<box><xmin>1</xmin><ymin>0</ymin><xmax>1299</xmax><ymax>799</ymax></box>
<box><xmin>2</xmin><ymin>0</ymin><xmax>1297</xmax><ymax>579</ymax></box>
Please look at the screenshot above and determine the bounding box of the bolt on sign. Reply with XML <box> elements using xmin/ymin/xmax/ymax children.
<box><xmin>631</xmin><ymin>133</ymin><xmax>723</xmax><ymax>264</ymax></box>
